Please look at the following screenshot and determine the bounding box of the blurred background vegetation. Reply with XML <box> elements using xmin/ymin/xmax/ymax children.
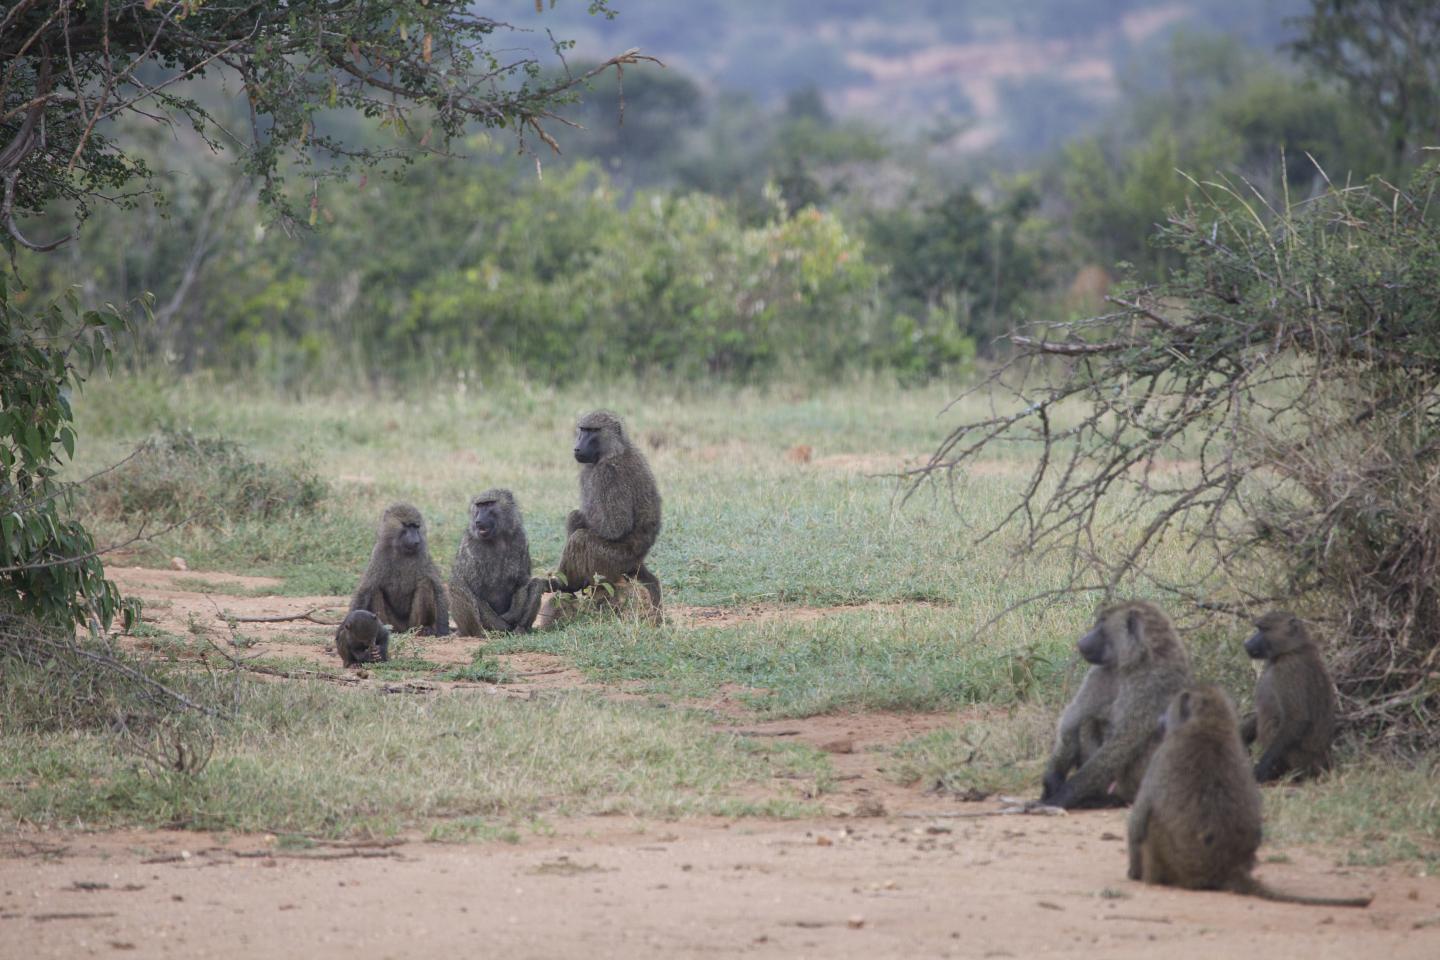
<box><xmin>9</xmin><ymin>0</ymin><xmax>1426</xmax><ymax>390</ymax></box>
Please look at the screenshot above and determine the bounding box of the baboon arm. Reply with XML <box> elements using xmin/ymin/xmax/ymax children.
<box><xmin>1254</xmin><ymin>737</ymin><xmax>1297</xmax><ymax>783</ymax></box>
<box><xmin>1239</xmin><ymin>712</ymin><xmax>1258</xmax><ymax>746</ymax></box>
<box><xmin>475</xmin><ymin>599</ymin><xmax>510</xmax><ymax>632</ymax></box>
<box><xmin>350</xmin><ymin>584</ymin><xmax>374</xmax><ymax>613</ymax></box>
<box><xmin>429</xmin><ymin>574</ymin><xmax>451</xmax><ymax>636</ymax></box>
<box><xmin>502</xmin><ymin>579</ymin><xmax>546</xmax><ymax>630</ymax></box>
<box><xmin>566</xmin><ymin>509</ymin><xmax>588</xmax><ymax>535</ymax></box>
<box><xmin>1050</xmin><ymin>727</ymin><xmax>1150</xmax><ymax>808</ymax></box>
<box><xmin>586</xmin><ymin>482</ymin><xmax>635</xmax><ymax>541</ymax></box>
<box><xmin>1127</xmin><ymin>802</ymin><xmax>1150</xmax><ymax>881</ymax></box>
<box><xmin>1041</xmin><ymin>731</ymin><xmax>1081</xmax><ymax>801</ymax></box>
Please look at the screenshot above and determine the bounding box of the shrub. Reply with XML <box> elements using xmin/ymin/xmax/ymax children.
<box><xmin>924</xmin><ymin>161</ymin><xmax>1440</xmax><ymax>744</ymax></box>
<box><xmin>87</xmin><ymin>428</ymin><xmax>327</xmax><ymax>526</ymax></box>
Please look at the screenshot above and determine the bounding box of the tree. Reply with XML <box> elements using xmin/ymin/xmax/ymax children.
<box><xmin>1290</xmin><ymin>0</ymin><xmax>1440</xmax><ymax>167</ymax></box>
<box><xmin>0</xmin><ymin>278</ymin><xmax>140</xmax><ymax>630</ymax></box>
<box><xmin>0</xmin><ymin>1</ymin><xmax>652</xmax><ymax>249</ymax></box>
<box><xmin>920</xmin><ymin>162</ymin><xmax>1440</xmax><ymax>742</ymax></box>
<box><xmin>0</xmin><ymin>1</ymin><xmax>641</xmax><ymax>629</ymax></box>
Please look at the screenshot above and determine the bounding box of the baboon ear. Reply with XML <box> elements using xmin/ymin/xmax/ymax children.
<box><xmin>1177</xmin><ymin>690</ymin><xmax>1193</xmax><ymax>723</ymax></box>
<box><xmin>1126</xmin><ymin>609</ymin><xmax>1144</xmax><ymax>644</ymax></box>
<box><xmin>1288</xmin><ymin>616</ymin><xmax>1300</xmax><ymax>630</ymax></box>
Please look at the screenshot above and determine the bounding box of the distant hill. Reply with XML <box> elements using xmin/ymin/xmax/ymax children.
<box><xmin>517</xmin><ymin>0</ymin><xmax>1305</xmax><ymax>155</ymax></box>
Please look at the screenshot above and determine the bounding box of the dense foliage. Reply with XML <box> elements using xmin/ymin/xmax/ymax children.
<box><xmin>0</xmin><ymin>279</ymin><xmax>139</xmax><ymax>630</ymax></box>
<box><xmin>0</xmin><ymin>0</ymin><xmax>642</xmax><ymax>244</ymax></box>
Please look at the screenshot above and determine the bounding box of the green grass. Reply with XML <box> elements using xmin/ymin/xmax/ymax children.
<box><xmin>0</xmin><ymin>681</ymin><xmax>828</xmax><ymax>837</ymax></box>
<box><xmin>1263</xmin><ymin>754</ymin><xmax>1440</xmax><ymax>867</ymax></box>
<box><xmin>492</xmin><ymin>605</ymin><xmax>1068</xmax><ymax>717</ymax></box>
<box><xmin>885</xmin><ymin>705</ymin><xmax>1056</xmax><ymax>797</ymax></box>
<box><xmin>0</xmin><ymin>372</ymin><xmax>1424</xmax><ymax>862</ymax></box>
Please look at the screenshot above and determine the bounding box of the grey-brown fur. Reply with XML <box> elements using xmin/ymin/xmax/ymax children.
<box><xmin>449</xmin><ymin>489</ymin><xmax>545</xmax><ymax>635</ymax></box>
<box><xmin>1041</xmin><ymin>600</ymin><xmax>1192</xmax><ymax>809</ymax></box>
<box><xmin>552</xmin><ymin>410</ymin><xmax>662</xmax><ymax>610</ymax></box>
<box><xmin>351</xmin><ymin>502</ymin><xmax>450</xmax><ymax>635</ymax></box>
<box><xmin>1239</xmin><ymin>611</ymin><xmax>1337</xmax><ymax>782</ymax></box>
<box><xmin>335</xmin><ymin>609</ymin><xmax>391</xmax><ymax>667</ymax></box>
<box><xmin>1129</xmin><ymin>685</ymin><xmax>1370</xmax><ymax>907</ymax></box>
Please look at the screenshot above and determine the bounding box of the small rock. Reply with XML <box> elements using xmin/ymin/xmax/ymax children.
<box><xmin>815</xmin><ymin>835</ymin><xmax>833</xmax><ymax>847</ymax></box>
<box><xmin>821</xmin><ymin>738</ymin><xmax>854</xmax><ymax>754</ymax></box>
<box><xmin>169</xmin><ymin>557</ymin><xmax>188</xmax><ymax>571</ymax></box>
<box><xmin>847</xmin><ymin>915</ymin><xmax>865</xmax><ymax>929</ymax></box>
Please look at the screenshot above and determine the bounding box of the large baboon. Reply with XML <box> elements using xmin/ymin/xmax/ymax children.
<box><xmin>1239</xmin><ymin>611</ymin><xmax>1337</xmax><ymax>782</ymax></box>
<box><xmin>1128</xmin><ymin>685</ymin><xmax>1370</xmax><ymax>907</ymax></box>
<box><xmin>351</xmin><ymin>502</ymin><xmax>450</xmax><ymax>635</ymax></box>
<box><xmin>551</xmin><ymin>410</ymin><xmax>662</xmax><ymax>610</ymax></box>
<box><xmin>1041</xmin><ymin>600</ymin><xmax>1192</xmax><ymax>809</ymax></box>
<box><xmin>449</xmin><ymin>489</ymin><xmax>545</xmax><ymax>635</ymax></box>
<box><xmin>335</xmin><ymin>609</ymin><xmax>391</xmax><ymax>667</ymax></box>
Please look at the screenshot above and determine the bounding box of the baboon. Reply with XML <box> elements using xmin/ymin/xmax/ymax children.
<box><xmin>1128</xmin><ymin>685</ymin><xmax>1371</xmax><ymax>907</ymax></box>
<box><xmin>351</xmin><ymin>502</ymin><xmax>450</xmax><ymax>636</ymax></box>
<box><xmin>1239</xmin><ymin>611</ymin><xmax>1337</xmax><ymax>782</ymax></box>
<box><xmin>1040</xmin><ymin>600</ymin><xmax>1192</xmax><ymax>809</ymax></box>
<box><xmin>334</xmin><ymin>609</ymin><xmax>391</xmax><ymax>667</ymax></box>
<box><xmin>449</xmin><ymin>489</ymin><xmax>545</xmax><ymax>635</ymax></box>
<box><xmin>550</xmin><ymin>410</ymin><xmax>662</xmax><ymax>611</ymax></box>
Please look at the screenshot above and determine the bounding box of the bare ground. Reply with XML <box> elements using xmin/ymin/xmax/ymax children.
<box><xmin>4</xmin><ymin>568</ymin><xmax>1436</xmax><ymax>959</ymax></box>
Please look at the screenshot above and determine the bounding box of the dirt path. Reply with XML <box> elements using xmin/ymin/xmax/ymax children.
<box><xmin>2</xmin><ymin>817</ymin><xmax>1433</xmax><ymax>960</ymax></box>
<box><xmin>11</xmin><ymin>567</ymin><xmax>1432</xmax><ymax>958</ymax></box>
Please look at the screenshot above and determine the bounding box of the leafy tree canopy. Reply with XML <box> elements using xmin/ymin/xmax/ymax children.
<box><xmin>0</xmin><ymin>0</ymin><xmax>647</xmax><ymax>249</ymax></box>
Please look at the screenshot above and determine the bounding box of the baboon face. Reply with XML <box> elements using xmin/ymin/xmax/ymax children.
<box><xmin>574</xmin><ymin>410</ymin><xmax>624</xmax><ymax>464</ymax></box>
<box><xmin>1077</xmin><ymin>606</ymin><xmax>1139</xmax><ymax>667</ymax></box>
<box><xmin>1078</xmin><ymin>601</ymin><xmax>1175</xmax><ymax>669</ymax></box>
<box><xmin>1244</xmin><ymin>611</ymin><xmax>1304</xmax><ymax>660</ymax></box>
<box><xmin>341</xmin><ymin>610</ymin><xmax>385</xmax><ymax>662</ymax></box>
<box><xmin>384</xmin><ymin>505</ymin><xmax>426</xmax><ymax>556</ymax></box>
<box><xmin>469</xmin><ymin>489</ymin><xmax>516</xmax><ymax>541</ymax></box>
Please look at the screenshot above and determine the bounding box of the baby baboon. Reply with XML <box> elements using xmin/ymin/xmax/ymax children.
<box><xmin>1041</xmin><ymin>600</ymin><xmax>1192</xmax><ymax>809</ymax></box>
<box><xmin>335</xmin><ymin>609</ymin><xmax>391</xmax><ymax>667</ymax></box>
<box><xmin>551</xmin><ymin>410</ymin><xmax>663</xmax><ymax>611</ymax></box>
<box><xmin>351</xmin><ymin>502</ymin><xmax>450</xmax><ymax>635</ymax></box>
<box><xmin>1240</xmin><ymin>611</ymin><xmax>1337</xmax><ymax>782</ymax></box>
<box><xmin>1129</xmin><ymin>685</ymin><xmax>1370</xmax><ymax>907</ymax></box>
<box><xmin>449</xmin><ymin>489</ymin><xmax>545</xmax><ymax>635</ymax></box>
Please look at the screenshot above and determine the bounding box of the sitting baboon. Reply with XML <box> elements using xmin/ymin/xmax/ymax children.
<box><xmin>1040</xmin><ymin>600</ymin><xmax>1192</xmax><ymax>809</ymax></box>
<box><xmin>1239</xmin><ymin>611</ymin><xmax>1337</xmax><ymax>782</ymax></box>
<box><xmin>335</xmin><ymin>609</ymin><xmax>391</xmax><ymax>667</ymax></box>
<box><xmin>351</xmin><ymin>502</ymin><xmax>450</xmax><ymax>635</ymax></box>
<box><xmin>449</xmin><ymin>489</ymin><xmax>545</xmax><ymax>635</ymax></box>
<box><xmin>1129</xmin><ymin>685</ymin><xmax>1370</xmax><ymax>907</ymax></box>
<box><xmin>550</xmin><ymin>410</ymin><xmax>662</xmax><ymax>611</ymax></box>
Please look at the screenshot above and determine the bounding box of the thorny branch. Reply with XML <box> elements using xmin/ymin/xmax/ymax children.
<box><xmin>909</xmin><ymin>167</ymin><xmax>1440</xmax><ymax>740</ymax></box>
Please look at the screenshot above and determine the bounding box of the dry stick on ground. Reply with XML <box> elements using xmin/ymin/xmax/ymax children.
<box><xmin>230</xmin><ymin>849</ymin><xmax>402</xmax><ymax>862</ymax></box>
<box><xmin>0</xmin><ymin>623</ymin><xmax>218</xmax><ymax>717</ymax></box>
<box><xmin>214</xmin><ymin>608</ymin><xmax>343</xmax><ymax>626</ymax></box>
<box><xmin>201</xmin><ymin>635</ymin><xmax>359</xmax><ymax>686</ymax></box>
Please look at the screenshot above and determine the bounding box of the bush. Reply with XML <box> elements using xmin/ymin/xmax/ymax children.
<box><xmin>926</xmin><ymin>161</ymin><xmax>1440</xmax><ymax>744</ymax></box>
<box><xmin>0</xmin><ymin>280</ymin><xmax>138</xmax><ymax>630</ymax></box>
<box><xmin>87</xmin><ymin>428</ymin><xmax>328</xmax><ymax>527</ymax></box>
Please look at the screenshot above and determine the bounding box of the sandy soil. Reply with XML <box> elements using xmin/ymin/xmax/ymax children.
<box><xmin>5</xmin><ymin>568</ymin><xmax>1435</xmax><ymax>959</ymax></box>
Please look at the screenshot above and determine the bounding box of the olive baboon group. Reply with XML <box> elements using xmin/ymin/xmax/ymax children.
<box><xmin>328</xmin><ymin>404</ymin><xmax>1366</xmax><ymax>905</ymax></box>
<box><xmin>336</xmin><ymin>410</ymin><xmax>662</xmax><ymax>663</ymax></box>
<box><xmin>1042</xmin><ymin>600</ymin><xmax>1369</xmax><ymax>906</ymax></box>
